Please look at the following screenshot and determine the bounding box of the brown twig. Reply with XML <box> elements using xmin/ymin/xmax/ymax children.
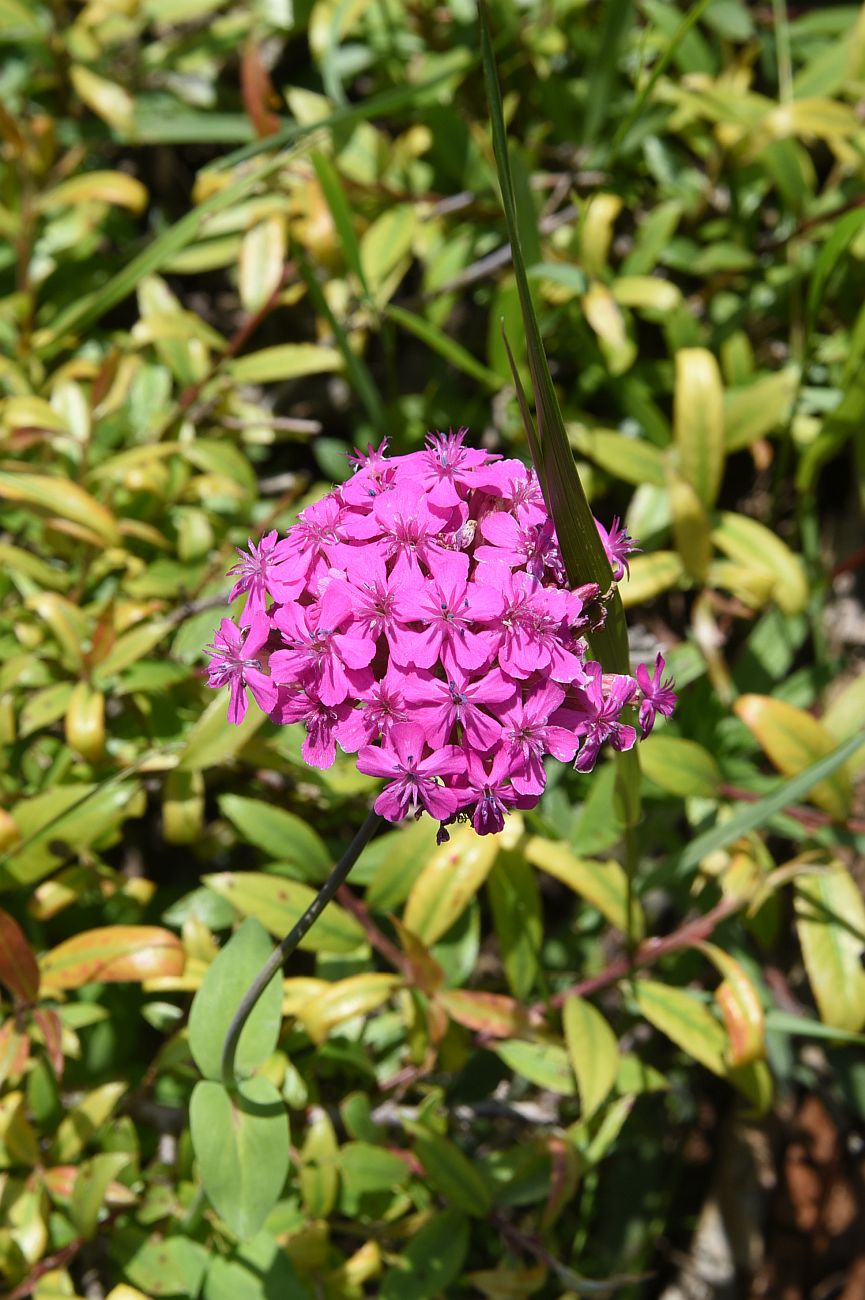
<box><xmin>335</xmin><ymin>884</ymin><xmax>410</xmax><ymax>977</ymax></box>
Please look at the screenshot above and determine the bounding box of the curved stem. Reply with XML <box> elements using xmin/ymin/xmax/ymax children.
<box><xmin>221</xmin><ymin>808</ymin><xmax>382</xmax><ymax>1089</ymax></box>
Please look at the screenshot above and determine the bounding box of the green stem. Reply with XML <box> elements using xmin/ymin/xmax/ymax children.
<box><xmin>220</xmin><ymin>808</ymin><xmax>382</xmax><ymax>1089</ymax></box>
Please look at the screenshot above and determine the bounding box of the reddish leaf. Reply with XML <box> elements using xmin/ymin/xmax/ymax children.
<box><xmin>240</xmin><ymin>42</ymin><xmax>281</xmax><ymax>139</ymax></box>
<box><xmin>33</xmin><ymin>1008</ymin><xmax>65</xmax><ymax>1079</ymax></box>
<box><xmin>436</xmin><ymin>989</ymin><xmax>528</xmax><ymax>1038</ymax></box>
<box><xmin>0</xmin><ymin>906</ymin><xmax>40</xmax><ymax>1002</ymax></box>
<box><xmin>39</xmin><ymin>925</ymin><xmax>185</xmax><ymax>990</ymax></box>
<box><xmin>0</xmin><ymin>1022</ymin><xmax>30</xmax><ymax>1084</ymax></box>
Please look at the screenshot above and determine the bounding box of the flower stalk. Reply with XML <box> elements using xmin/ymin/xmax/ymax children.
<box><xmin>220</xmin><ymin>808</ymin><xmax>382</xmax><ymax>1089</ymax></box>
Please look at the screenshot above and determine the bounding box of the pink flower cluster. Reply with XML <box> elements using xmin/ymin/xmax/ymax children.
<box><xmin>205</xmin><ymin>432</ymin><xmax>675</xmax><ymax>836</ymax></box>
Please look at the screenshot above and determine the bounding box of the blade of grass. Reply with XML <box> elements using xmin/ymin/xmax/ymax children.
<box><xmin>386</xmin><ymin>304</ymin><xmax>501</xmax><ymax>389</ymax></box>
<box><xmin>312</xmin><ymin>151</ymin><xmax>370</xmax><ymax>302</ymax></box>
<box><xmin>479</xmin><ymin>0</ymin><xmax>639</xmax><ymax>827</ymax></box>
<box><xmin>297</xmin><ymin>251</ymin><xmax>387</xmax><ymax>437</ymax></box>
<box><xmin>675</xmin><ymin>730</ymin><xmax>865</xmax><ymax>876</ymax></box>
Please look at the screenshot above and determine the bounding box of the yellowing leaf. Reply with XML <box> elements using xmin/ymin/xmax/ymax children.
<box><xmin>764</xmin><ymin>97</ymin><xmax>861</xmax><ymax>143</ymax></box>
<box><xmin>40</xmin><ymin>926</ymin><xmax>185</xmax><ymax>992</ymax></box>
<box><xmin>581</xmin><ymin>282</ymin><xmax>636</xmax><ymax>375</ymax></box>
<box><xmin>620</xmin><ymin>551</ymin><xmax>685</xmax><ymax>608</ymax></box>
<box><xmin>69</xmin><ymin>66</ymin><xmax>135</xmax><ymax>133</ymax></box>
<box><xmin>697</xmin><ymin>942</ymin><xmax>765</xmax><ymax>1067</ymax></box>
<box><xmin>712</xmin><ymin>512</ymin><xmax>808</xmax><ymax>614</ymax></box>
<box><xmin>562</xmin><ymin>995</ymin><xmax>619</xmax><ymax>1120</ymax></box>
<box><xmin>795</xmin><ymin>861</ymin><xmax>865</xmax><ymax>1033</ymax></box>
<box><xmin>567</xmin><ymin>425</ymin><xmax>666</xmax><ymax>487</ymax></box>
<box><xmin>674</xmin><ymin>347</ymin><xmax>725</xmax><ymax>507</ymax></box>
<box><xmin>403</xmin><ymin>824</ymin><xmax>499</xmax><ymax>945</ymax></box>
<box><xmin>239</xmin><ymin>214</ymin><xmax>287</xmax><ymax>313</ymax></box>
<box><xmin>437</xmin><ymin>989</ymin><xmax>527</xmax><ymax>1039</ymax></box>
<box><xmin>38</xmin><ymin>171</ymin><xmax>148</xmax><ymax>214</ymax></box>
<box><xmin>0</xmin><ymin>472</ymin><xmax>118</xmax><ymax>545</ymax></box>
<box><xmin>298</xmin><ymin>973</ymin><xmax>401</xmax><ymax>1044</ymax></box>
<box><xmin>735</xmin><ymin>694</ymin><xmax>852</xmax><ymax>820</ymax></box>
<box><xmin>525</xmin><ymin>838</ymin><xmax>644</xmax><ymax>937</ymax></box>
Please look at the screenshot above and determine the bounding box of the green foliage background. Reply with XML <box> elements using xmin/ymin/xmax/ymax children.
<box><xmin>1</xmin><ymin>0</ymin><xmax>865</xmax><ymax>1295</ymax></box>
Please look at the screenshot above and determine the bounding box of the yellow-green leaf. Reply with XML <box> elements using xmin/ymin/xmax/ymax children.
<box><xmin>634</xmin><ymin>979</ymin><xmax>728</xmax><ymax>1076</ymax></box>
<box><xmin>176</xmin><ymin>689</ymin><xmax>267</xmax><ymax>771</ymax></box>
<box><xmin>612</xmin><ymin>275</ymin><xmax>681</xmax><ymax>313</ymax></box>
<box><xmin>0</xmin><ymin>472</ymin><xmax>118</xmax><ymax>545</ymax></box>
<box><xmin>297</xmin><ymin>973</ymin><xmax>401</xmax><ymax>1044</ymax></box>
<box><xmin>723</xmin><ymin>368</ymin><xmax>799</xmax><ymax>451</ymax></box>
<box><xmin>409</xmin><ymin>1127</ymin><xmax>493</xmax><ymax>1217</ymax></box>
<box><xmin>567</xmin><ymin>425</ymin><xmax>666</xmax><ymax>487</ymax></box>
<box><xmin>403</xmin><ymin>824</ymin><xmax>499</xmax><ymax>945</ymax></box>
<box><xmin>735</xmin><ymin>694</ymin><xmax>852</xmax><ymax>820</ymax></box>
<box><xmin>228</xmin><ymin>344</ymin><xmax>342</xmax><ymax>384</ymax></box>
<box><xmin>40</xmin><ymin>926</ymin><xmax>185</xmax><ymax>992</ymax></box>
<box><xmin>795</xmin><ymin>861</ymin><xmax>865</xmax><ymax>1033</ymax></box>
<box><xmin>673</xmin><ymin>347</ymin><xmax>725</xmax><ymax>507</ymax></box>
<box><xmin>525</xmin><ymin>838</ymin><xmax>643</xmax><ymax>937</ymax></box>
<box><xmin>669</xmin><ymin>471</ymin><xmax>711</xmax><ymax>581</ymax></box>
<box><xmin>203</xmin><ymin>872</ymin><xmax>365</xmax><ymax>953</ymax></box>
<box><xmin>562</xmin><ymin>995</ymin><xmax>619</xmax><ymax>1120</ymax></box>
<box><xmin>494</xmin><ymin>1039</ymin><xmax>575</xmax><ymax>1095</ymax></box>
<box><xmin>822</xmin><ymin>674</ymin><xmax>865</xmax><ymax>777</ymax></box>
<box><xmin>620</xmin><ymin>551</ymin><xmax>685</xmax><ymax>608</ymax></box>
<box><xmin>712</xmin><ymin>512</ymin><xmax>808</xmax><ymax>614</ymax></box>
<box><xmin>639</xmin><ymin>735</ymin><xmax>721</xmax><ymax>798</ymax></box>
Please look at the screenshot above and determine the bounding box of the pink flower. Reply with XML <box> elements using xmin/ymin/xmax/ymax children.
<box><xmin>205</xmin><ymin>614</ymin><xmax>276</xmax><ymax>724</ymax></box>
<box><xmin>357</xmin><ymin>723</ymin><xmax>464</xmax><ymax>821</ymax></box>
<box><xmin>596</xmin><ymin>516</ymin><xmax>638</xmax><ymax>581</ymax></box>
<box><xmin>636</xmin><ymin>653</ymin><xmax>677</xmax><ymax>738</ymax></box>
<box><xmin>204</xmin><ymin>429</ymin><xmax>669</xmax><ymax>836</ymax></box>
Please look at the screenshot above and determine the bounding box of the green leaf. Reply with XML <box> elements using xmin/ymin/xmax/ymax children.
<box><xmin>124</xmin><ymin>1234</ymin><xmax>210</xmax><ymax>1298</ymax></box>
<box><xmin>494</xmin><ymin>1039</ymin><xmax>576</xmax><ymax>1095</ymax></box>
<box><xmin>525</xmin><ymin>838</ymin><xmax>644</xmax><ymax>937</ymax></box>
<box><xmin>795</xmin><ymin>862</ymin><xmax>865</xmax><ymax>1033</ymax></box>
<box><xmin>338</xmin><ymin>1142</ymin><xmax>411</xmax><ymax>1195</ymax></box>
<box><xmin>634</xmin><ymin>979</ymin><xmax>728</xmax><ymax>1076</ymax></box>
<box><xmin>203</xmin><ymin>872</ymin><xmax>364</xmax><ymax>953</ymax></box>
<box><xmin>0</xmin><ymin>781</ymin><xmax>141</xmax><ymax>889</ymax></box>
<box><xmin>380</xmin><ymin>1208</ymin><xmax>469</xmax><ymax>1300</ymax></box>
<box><xmin>563</xmin><ymin>996</ymin><xmax>620</xmax><ymax>1121</ymax></box>
<box><xmin>639</xmin><ymin>735</ymin><xmax>722</xmax><ymax>798</ymax></box>
<box><xmin>188</xmin><ymin>917</ymin><xmax>282</xmax><ymax>1081</ymax></box>
<box><xmin>177</xmin><ymin>690</ymin><xmax>267</xmax><ymax>772</ymax></box>
<box><xmin>228</xmin><ymin>344</ymin><xmax>343</xmax><ymax>384</ymax></box>
<box><xmin>806</xmin><ymin>203</ymin><xmax>865</xmax><ymax>328</ymax></box>
<box><xmin>735</xmin><ymin>694</ymin><xmax>851</xmax><ymax>819</ymax></box>
<box><xmin>403</xmin><ymin>823</ymin><xmax>499</xmax><ymax>945</ymax></box>
<box><xmin>409</xmin><ymin>1128</ymin><xmax>493</xmax><ymax>1217</ymax></box>
<box><xmin>486</xmin><ymin>851</ymin><xmax>542</xmax><ymax>1000</ymax></box>
<box><xmin>299</xmin><ymin>1106</ymin><xmax>339</xmax><ymax>1219</ymax></box>
<box><xmin>190</xmin><ymin>1077</ymin><xmax>289</xmax><ymax>1240</ymax></box>
<box><xmin>203</xmin><ymin>1231</ymin><xmax>308</xmax><ymax>1300</ymax></box>
<box><xmin>218</xmin><ymin>796</ymin><xmax>330</xmax><ymax>882</ymax></box>
<box><xmin>675</xmin><ymin>730</ymin><xmax>865</xmax><ymax>876</ymax></box>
